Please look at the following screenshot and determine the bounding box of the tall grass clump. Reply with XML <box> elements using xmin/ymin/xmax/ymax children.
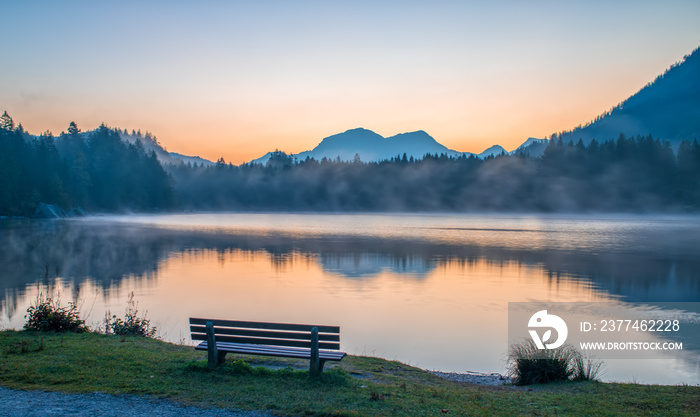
<box><xmin>571</xmin><ymin>352</ymin><xmax>604</xmax><ymax>382</ymax></box>
<box><xmin>506</xmin><ymin>339</ymin><xmax>603</xmax><ymax>385</ymax></box>
<box><xmin>105</xmin><ymin>292</ymin><xmax>157</xmax><ymax>338</ymax></box>
<box><xmin>24</xmin><ymin>293</ymin><xmax>86</xmax><ymax>333</ymax></box>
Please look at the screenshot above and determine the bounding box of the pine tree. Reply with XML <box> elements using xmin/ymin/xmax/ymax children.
<box><xmin>67</xmin><ymin>121</ymin><xmax>80</xmax><ymax>135</ymax></box>
<box><xmin>0</xmin><ymin>111</ymin><xmax>14</xmax><ymax>131</ymax></box>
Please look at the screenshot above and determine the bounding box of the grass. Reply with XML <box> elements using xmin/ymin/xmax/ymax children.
<box><xmin>506</xmin><ymin>339</ymin><xmax>604</xmax><ymax>385</ymax></box>
<box><xmin>1</xmin><ymin>331</ymin><xmax>698</xmax><ymax>416</ymax></box>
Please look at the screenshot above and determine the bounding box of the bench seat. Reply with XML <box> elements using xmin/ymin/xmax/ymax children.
<box><xmin>195</xmin><ymin>341</ymin><xmax>347</xmax><ymax>362</ymax></box>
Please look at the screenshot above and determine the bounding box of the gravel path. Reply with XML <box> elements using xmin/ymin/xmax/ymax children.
<box><xmin>0</xmin><ymin>387</ymin><xmax>273</xmax><ymax>417</ymax></box>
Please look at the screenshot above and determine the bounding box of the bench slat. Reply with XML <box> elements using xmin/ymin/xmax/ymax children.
<box><xmin>192</xmin><ymin>333</ymin><xmax>340</xmax><ymax>350</ymax></box>
<box><xmin>195</xmin><ymin>341</ymin><xmax>346</xmax><ymax>361</ymax></box>
<box><xmin>189</xmin><ymin>325</ymin><xmax>340</xmax><ymax>342</ymax></box>
<box><xmin>197</xmin><ymin>341</ymin><xmax>338</xmax><ymax>357</ymax></box>
<box><xmin>189</xmin><ymin>317</ymin><xmax>339</xmax><ymax>333</ymax></box>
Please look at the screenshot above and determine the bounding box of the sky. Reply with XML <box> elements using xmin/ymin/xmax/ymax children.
<box><xmin>2</xmin><ymin>1</ymin><xmax>699</xmax><ymax>164</ymax></box>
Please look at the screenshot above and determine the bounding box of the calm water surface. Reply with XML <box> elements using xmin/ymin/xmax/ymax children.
<box><xmin>1</xmin><ymin>213</ymin><xmax>699</xmax><ymax>384</ymax></box>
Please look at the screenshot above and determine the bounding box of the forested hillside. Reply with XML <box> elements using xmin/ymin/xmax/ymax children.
<box><xmin>558</xmin><ymin>47</ymin><xmax>700</xmax><ymax>146</ymax></box>
<box><xmin>0</xmin><ymin>112</ymin><xmax>175</xmax><ymax>216</ymax></box>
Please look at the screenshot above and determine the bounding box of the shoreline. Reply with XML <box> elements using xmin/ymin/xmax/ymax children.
<box><xmin>429</xmin><ymin>370</ymin><xmax>512</xmax><ymax>386</ymax></box>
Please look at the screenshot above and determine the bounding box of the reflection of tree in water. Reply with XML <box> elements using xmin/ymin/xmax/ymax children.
<box><xmin>0</xmin><ymin>220</ymin><xmax>167</xmax><ymax>319</ymax></box>
<box><xmin>0</xmin><ymin>221</ymin><xmax>163</xmax><ymax>291</ymax></box>
<box><xmin>1</xmin><ymin>220</ymin><xmax>699</xmax><ymax>318</ymax></box>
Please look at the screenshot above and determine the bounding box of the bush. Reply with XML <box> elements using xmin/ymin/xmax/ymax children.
<box><xmin>571</xmin><ymin>352</ymin><xmax>604</xmax><ymax>382</ymax></box>
<box><xmin>105</xmin><ymin>292</ymin><xmax>157</xmax><ymax>338</ymax></box>
<box><xmin>506</xmin><ymin>339</ymin><xmax>603</xmax><ymax>385</ymax></box>
<box><xmin>24</xmin><ymin>294</ymin><xmax>86</xmax><ymax>333</ymax></box>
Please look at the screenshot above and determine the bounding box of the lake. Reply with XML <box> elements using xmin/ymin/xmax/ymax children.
<box><xmin>1</xmin><ymin>213</ymin><xmax>699</xmax><ymax>385</ymax></box>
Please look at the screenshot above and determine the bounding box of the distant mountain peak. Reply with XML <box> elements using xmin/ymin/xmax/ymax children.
<box><xmin>389</xmin><ymin>130</ymin><xmax>435</xmax><ymax>142</ymax></box>
<box><xmin>402</xmin><ymin>129</ymin><xmax>429</xmax><ymax>136</ymax></box>
<box><xmin>511</xmin><ymin>137</ymin><xmax>549</xmax><ymax>158</ymax></box>
<box><xmin>249</xmin><ymin>128</ymin><xmax>471</xmax><ymax>165</ymax></box>
<box><xmin>519</xmin><ymin>138</ymin><xmax>548</xmax><ymax>148</ymax></box>
<box><xmin>345</xmin><ymin>127</ymin><xmax>373</xmax><ymax>133</ymax></box>
<box><xmin>478</xmin><ymin>145</ymin><xmax>507</xmax><ymax>159</ymax></box>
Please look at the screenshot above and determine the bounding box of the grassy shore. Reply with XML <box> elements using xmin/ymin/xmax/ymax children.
<box><xmin>0</xmin><ymin>330</ymin><xmax>698</xmax><ymax>416</ymax></box>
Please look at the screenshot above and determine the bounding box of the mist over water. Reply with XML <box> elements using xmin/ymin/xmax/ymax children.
<box><xmin>1</xmin><ymin>213</ymin><xmax>699</xmax><ymax>384</ymax></box>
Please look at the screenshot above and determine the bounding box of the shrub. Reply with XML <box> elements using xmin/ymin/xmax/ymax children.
<box><xmin>105</xmin><ymin>292</ymin><xmax>157</xmax><ymax>338</ymax></box>
<box><xmin>506</xmin><ymin>339</ymin><xmax>602</xmax><ymax>385</ymax></box>
<box><xmin>24</xmin><ymin>294</ymin><xmax>86</xmax><ymax>333</ymax></box>
<box><xmin>571</xmin><ymin>352</ymin><xmax>604</xmax><ymax>382</ymax></box>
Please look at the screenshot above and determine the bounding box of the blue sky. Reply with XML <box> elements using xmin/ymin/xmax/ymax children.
<box><xmin>2</xmin><ymin>1</ymin><xmax>699</xmax><ymax>163</ymax></box>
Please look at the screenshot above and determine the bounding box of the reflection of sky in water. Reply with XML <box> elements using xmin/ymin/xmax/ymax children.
<box><xmin>1</xmin><ymin>213</ymin><xmax>699</xmax><ymax>385</ymax></box>
<box><xmin>84</xmin><ymin>213</ymin><xmax>700</xmax><ymax>256</ymax></box>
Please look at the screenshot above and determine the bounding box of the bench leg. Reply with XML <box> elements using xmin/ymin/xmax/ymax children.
<box><xmin>309</xmin><ymin>326</ymin><xmax>321</xmax><ymax>377</ymax></box>
<box><xmin>218</xmin><ymin>351</ymin><xmax>227</xmax><ymax>365</ymax></box>
<box><xmin>206</xmin><ymin>321</ymin><xmax>219</xmax><ymax>369</ymax></box>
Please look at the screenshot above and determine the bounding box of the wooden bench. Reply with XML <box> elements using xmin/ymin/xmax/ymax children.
<box><xmin>189</xmin><ymin>318</ymin><xmax>346</xmax><ymax>376</ymax></box>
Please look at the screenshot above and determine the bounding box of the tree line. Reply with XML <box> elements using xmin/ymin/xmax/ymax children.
<box><xmin>0</xmin><ymin>112</ymin><xmax>175</xmax><ymax>216</ymax></box>
<box><xmin>170</xmin><ymin>134</ymin><xmax>700</xmax><ymax>212</ymax></box>
<box><xmin>2</xmin><ymin>109</ymin><xmax>700</xmax><ymax>215</ymax></box>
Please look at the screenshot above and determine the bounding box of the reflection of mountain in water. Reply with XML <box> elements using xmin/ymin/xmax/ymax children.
<box><xmin>1</xmin><ymin>219</ymin><xmax>699</xmax><ymax>315</ymax></box>
<box><xmin>320</xmin><ymin>253</ymin><xmax>433</xmax><ymax>278</ymax></box>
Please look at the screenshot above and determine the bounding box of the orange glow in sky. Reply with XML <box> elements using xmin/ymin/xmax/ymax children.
<box><xmin>2</xmin><ymin>2</ymin><xmax>699</xmax><ymax>164</ymax></box>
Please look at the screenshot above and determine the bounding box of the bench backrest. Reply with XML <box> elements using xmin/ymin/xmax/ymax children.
<box><xmin>189</xmin><ymin>318</ymin><xmax>341</xmax><ymax>350</ymax></box>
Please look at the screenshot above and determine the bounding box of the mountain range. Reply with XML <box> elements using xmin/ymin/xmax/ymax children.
<box><xmin>249</xmin><ymin>130</ymin><xmax>551</xmax><ymax>165</ymax></box>
<box><xmin>250</xmin><ymin>129</ymin><xmax>511</xmax><ymax>165</ymax></box>
<box><xmin>46</xmin><ymin>46</ymin><xmax>697</xmax><ymax>167</ymax></box>
<box><xmin>246</xmin><ymin>46</ymin><xmax>699</xmax><ymax>165</ymax></box>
